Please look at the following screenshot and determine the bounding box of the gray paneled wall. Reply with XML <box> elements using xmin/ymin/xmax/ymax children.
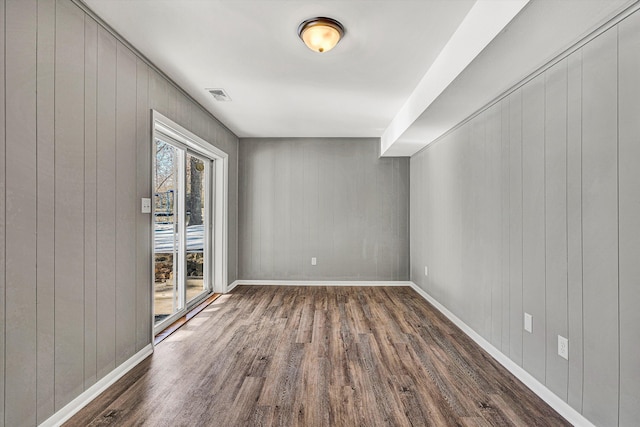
<box><xmin>239</xmin><ymin>138</ymin><xmax>409</xmax><ymax>281</ymax></box>
<box><xmin>410</xmin><ymin>12</ymin><xmax>640</xmax><ymax>427</ymax></box>
<box><xmin>0</xmin><ymin>1</ymin><xmax>239</xmax><ymax>425</ymax></box>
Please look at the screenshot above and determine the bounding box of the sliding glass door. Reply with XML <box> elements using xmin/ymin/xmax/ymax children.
<box><xmin>185</xmin><ymin>152</ymin><xmax>210</xmax><ymax>305</ymax></box>
<box><xmin>153</xmin><ymin>134</ymin><xmax>213</xmax><ymax>331</ymax></box>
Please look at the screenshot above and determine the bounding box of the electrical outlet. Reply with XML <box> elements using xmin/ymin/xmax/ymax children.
<box><xmin>311</xmin><ymin>257</ymin><xmax>317</xmax><ymax>266</ymax></box>
<box><xmin>424</xmin><ymin>266</ymin><xmax>428</xmax><ymax>276</ymax></box>
<box><xmin>558</xmin><ymin>335</ymin><xmax>569</xmax><ymax>360</ymax></box>
<box><xmin>524</xmin><ymin>313</ymin><xmax>533</xmax><ymax>333</ymax></box>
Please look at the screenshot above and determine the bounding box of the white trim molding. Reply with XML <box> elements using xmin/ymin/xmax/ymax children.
<box><xmin>39</xmin><ymin>344</ymin><xmax>154</xmax><ymax>427</ymax></box>
<box><xmin>227</xmin><ymin>280</ymin><xmax>413</xmax><ymax>291</ymax></box>
<box><xmin>407</xmin><ymin>282</ymin><xmax>594</xmax><ymax>427</ymax></box>
<box><xmin>152</xmin><ymin>110</ymin><xmax>229</xmax><ymax>297</ymax></box>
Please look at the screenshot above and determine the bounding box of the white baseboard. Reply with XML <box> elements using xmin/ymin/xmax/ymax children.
<box><xmin>407</xmin><ymin>282</ymin><xmax>593</xmax><ymax>427</ymax></box>
<box><xmin>226</xmin><ymin>280</ymin><xmax>240</xmax><ymax>293</ymax></box>
<box><xmin>39</xmin><ymin>344</ymin><xmax>154</xmax><ymax>427</ymax></box>
<box><xmin>230</xmin><ymin>279</ymin><xmax>413</xmax><ymax>288</ymax></box>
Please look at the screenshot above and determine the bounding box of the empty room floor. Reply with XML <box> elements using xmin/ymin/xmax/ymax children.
<box><xmin>66</xmin><ymin>286</ymin><xmax>569</xmax><ymax>426</ymax></box>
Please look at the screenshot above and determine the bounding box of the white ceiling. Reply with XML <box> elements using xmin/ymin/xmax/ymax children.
<box><xmin>84</xmin><ymin>0</ymin><xmax>634</xmax><ymax>156</ymax></box>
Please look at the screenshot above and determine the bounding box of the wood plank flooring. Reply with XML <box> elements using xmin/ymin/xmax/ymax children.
<box><xmin>66</xmin><ymin>286</ymin><xmax>570</xmax><ymax>426</ymax></box>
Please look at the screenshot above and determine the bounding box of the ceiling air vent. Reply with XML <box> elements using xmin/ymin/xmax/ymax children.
<box><xmin>207</xmin><ymin>88</ymin><xmax>232</xmax><ymax>102</ymax></box>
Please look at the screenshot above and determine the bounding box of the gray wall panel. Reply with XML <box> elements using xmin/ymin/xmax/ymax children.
<box><xmin>508</xmin><ymin>89</ymin><xmax>524</xmax><ymax>366</ymax></box>
<box><xmin>135</xmin><ymin>58</ymin><xmax>151</xmax><ymax>351</ymax></box>
<box><xmin>54</xmin><ymin>0</ymin><xmax>86</xmax><ymax>408</ymax></box>
<box><xmin>566</xmin><ymin>49</ymin><xmax>584</xmax><ymax>413</ymax></box>
<box><xmin>544</xmin><ymin>58</ymin><xmax>568</xmax><ymax>400</ymax></box>
<box><xmin>581</xmin><ymin>28</ymin><xmax>619</xmax><ymax>427</ymax></box>
<box><xmin>617</xmin><ymin>12</ymin><xmax>640</xmax><ymax>426</ymax></box>
<box><xmin>83</xmin><ymin>13</ymin><xmax>98</xmax><ymax>390</ymax></box>
<box><xmin>4</xmin><ymin>0</ymin><xmax>37</xmax><ymax>425</ymax></box>
<box><xmin>521</xmin><ymin>74</ymin><xmax>546</xmax><ymax>383</ymax></box>
<box><xmin>115</xmin><ymin>43</ymin><xmax>138</xmax><ymax>365</ymax></box>
<box><xmin>0</xmin><ymin>1</ymin><xmax>240</xmax><ymax>422</ymax></box>
<box><xmin>239</xmin><ymin>138</ymin><xmax>409</xmax><ymax>281</ymax></box>
<box><xmin>469</xmin><ymin>116</ymin><xmax>487</xmax><ymax>335</ymax></box>
<box><xmin>96</xmin><ymin>26</ymin><xmax>117</xmax><ymax>381</ymax></box>
<box><xmin>411</xmin><ymin>10</ymin><xmax>640</xmax><ymax>427</ymax></box>
<box><xmin>500</xmin><ymin>98</ymin><xmax>510</xmax><ymax>354</ymax></box>
<box><xmin>259</xmin><ymin>141</ymin><xmax>275</xmax><ymax>276</ymax></box>
<box><xmin>487</xmin><ymin>103</ymin><xmax>502</xmax><ymax>349</ymax></box>
<box><xmin>36</xmin><ymin>0</ymin><xmax>56</xmax><ymax>421</ymax></box>
<box><xmin>0</xmin><ymin>0</ymin><xmax>5</xmax><ymax>423</ymax></box>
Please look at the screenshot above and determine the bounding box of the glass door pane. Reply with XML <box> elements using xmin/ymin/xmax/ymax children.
<box><xmin>185</xmin><ymin>152</ymin><xmax>210</xmax><ymax>305</ymax></box>
<box><xmin>153</xmin><ymin>138</ymin><xmax>184</xmax><ymax>325</ymax></box>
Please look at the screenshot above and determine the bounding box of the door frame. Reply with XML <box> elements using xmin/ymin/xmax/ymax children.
<box><xmin>151</xmin><ymin>110</ymin><xmax>228</xmax><ymax>336</ymax></box>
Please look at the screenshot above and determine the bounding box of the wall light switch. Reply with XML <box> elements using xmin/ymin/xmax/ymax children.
<box><xmin>425</xmin><ymin>266</ymin><xmax>428</xmax><ymax>276</ymax></box>
<box><xmin>311</xmin><ymin>257</ymin><xmax>317</xmax><ymax>266</ymax></box>
<box><xmin>558</xmin><ymin>335</ymin><xmax>569</xmax><ymax>360</ymax></box>
<box><xmin>524</xmin><ymin>313</ymin><xmax>533</xmax><ymax>333</ymax></box>
<box><xmin>141</xmin><ymin>198</ymin><xmax>152</xmax><ymax>214</ymax></box>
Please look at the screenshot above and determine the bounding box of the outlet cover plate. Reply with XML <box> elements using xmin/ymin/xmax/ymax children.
<box><xmin>558</xmin><ymin>335</ymin><xmax>569</xmax><ymax>360</ymax></box>
<box><xmin>524</xmin><ymin>313</ymin><xmax>533</xmax><ymax>333</ymax></box>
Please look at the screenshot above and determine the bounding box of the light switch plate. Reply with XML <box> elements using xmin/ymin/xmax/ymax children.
<box><xmin>141</xmin><ymin>198</ymin><xmax>152</xmax><ymax>214</ymax></box>
<box><xmin>524</xmin><ymin>313</ymin><xmax>533</xmax><ymax>333</ymax></box>
<box><xmin>425</xmin><ymin>266</ymin><xmax>428</xmax><ymax>276</ymax></box>
<box><xmin>311</xmin><ymin>257</ymin><xmax>317</xmax><ymax>266</ymax></box>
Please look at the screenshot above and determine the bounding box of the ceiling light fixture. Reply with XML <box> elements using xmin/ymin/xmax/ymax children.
<box><xmin>297</xmin><ymin>17</ymin><xmax>345</xmax><ymax>53</ymax></box>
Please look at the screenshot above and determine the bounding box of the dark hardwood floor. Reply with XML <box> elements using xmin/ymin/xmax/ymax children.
<box><xmin>66</xmin><ymin>286</ymin><xmax>570</xmax><ymax>426</ymax></box>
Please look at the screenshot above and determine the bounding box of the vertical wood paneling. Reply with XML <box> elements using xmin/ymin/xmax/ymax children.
<box><xmin>581</xmin><ymin>28</ymin><xmax>619</xmax><ymax>427</ymax></box>
<box><xmin>408</xmin><ymin>10</ymin><xmax>640</xmax><ymax>427</ymax></box>
<box><xmin>566</xmin><ymin>49</ymin><xmax>584</xmax><ymax>413</ymax></box>
<box><xmin>363</xmin><ymin>140</ymin><xmax>378</xmax><ymax>278</ymax></box>
<box><xmin>1</xmin><ymin>1</ymin><xmax>240</xmax><ymax>422</ymax></box>
<box><xmin>36</xmin><ymin>0</ymin><xmax>56</xmax><ymax>421</ymax></box>
<box><xmin>249</xmin><ymin>142</ymin><xmax>261</xmax><ymax>276</ymax></box>
<box><xmin>289</xmin><ymin>141</ymin><xmax>305</xmax><ymax>277</ymax></box>
<box><xmin>521</xmin><ymin>74</ymin><xmax>546</xmax><ymax>382</ymax></box>
<box><xmin>54</xmin><ymin>0</ymin><xmax>85</xmax><ymax>408</ymax></box>
<box><xmin>4</xmin><ymin>0</ymin><xmax>37</xmax><ymax>425</ymax></box>
<box><xmin>83</xmin><ymin>13</ymin><xmax>98</xmax><ymax>390</ymax></box>
<box><xmin>303</xmin><ymin>141</ymin><xmax>319</xmax><ymax>277</ymax></box>
<box><xmin>500</xmin><ymin>98</ymin><xmax>510</xmax><ymax>354</ymax></box>
<box><xmin>274</xmin><ymin>142</ymin><xmax>291</xmax><ymax>278</ymax></box>
<box><xmin>0</xmin><ymin>0</ymin><xmax>5</xmax><ymax>422</ymax></box>
<box><xmin>458</xmin><ymin>123</ymin><xmax>474</xmax><ymax>325</ymax></box>
<box><xmin>331</xmin><ymin>142</ymin><xmax>348</xmax><ymax>278</ymax></box>
<box><xmin>469</xmin><ymin>116</ymin><xmax>486</xmax><ymax>334</ymax></box>
<box><xmin>450</xmin><ymin>131</ymin><xmax>463</xmax><ymax>315</ymax></box>
<box><xmin>149</xmin><ymin>71</ymin><xmax>169</xmax><ymax>117</ymax></box>
<box><xmin>228</xmin><ymin>140</ymin><xmax>239</xmax><ymax>283</ymax></box>
<box><xmin>239</xmin><ymin>138</ymin><xmax>408</xmax><ymax>281</ymax></box>
<box><xmin>398</xmin><ymin>157</ymin><xmax>410</xmax><ymax>281</ymax></box>
<box><xmin>135</xmin><ymin>59</ymin><xmax>151</xmax><ymax>351</ymax></box>
<box><xmin>618</xmin><ymin>12</ymin><xmax>640</xmax><ymax>425</ymax></box>
<box><xmin>487</xmin><ymin>103</ymin><xmax>502</xmax><ymax>348</ymax></box>
<box><xmin>176</xmin><ymin>92</ymin><xmax>191</xmax><ymax>130</ymax></box>
<box><xmin>260</xmin><ymin>141</ymin><xmax>275</xmax><ymax>276</ymax></box>
<box><xmin>544</xmin><ymin>58</ymin><xmax>568</xmax><ymax>400</ymax></box>
<box><xmin>508</xmin><ymin>89</ymin><xmax>523</xmax><ymax>366</ymax></box>
<box><xmin>238</xmin><ymin>142</ymin><xmax>250</xmax><ymax>277</ymax></box>
<box><xmin>115</xmin><ymin>43</ymin><xmax>137</xmax><ymax>364</ymax></box>
<box><xmin>375</xmin><ymin>155</ymin><xmax>393</xmax><ymax>280</ymax></box>
<box><xmin>319</xmin><ymin>143</ymin><xmax>335</xmax><ymax>278</ymax></box>
<box><xmin>96</xmin><ymin>26</ymin><xmax>117</xmax><ymax>380</ymax></box>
